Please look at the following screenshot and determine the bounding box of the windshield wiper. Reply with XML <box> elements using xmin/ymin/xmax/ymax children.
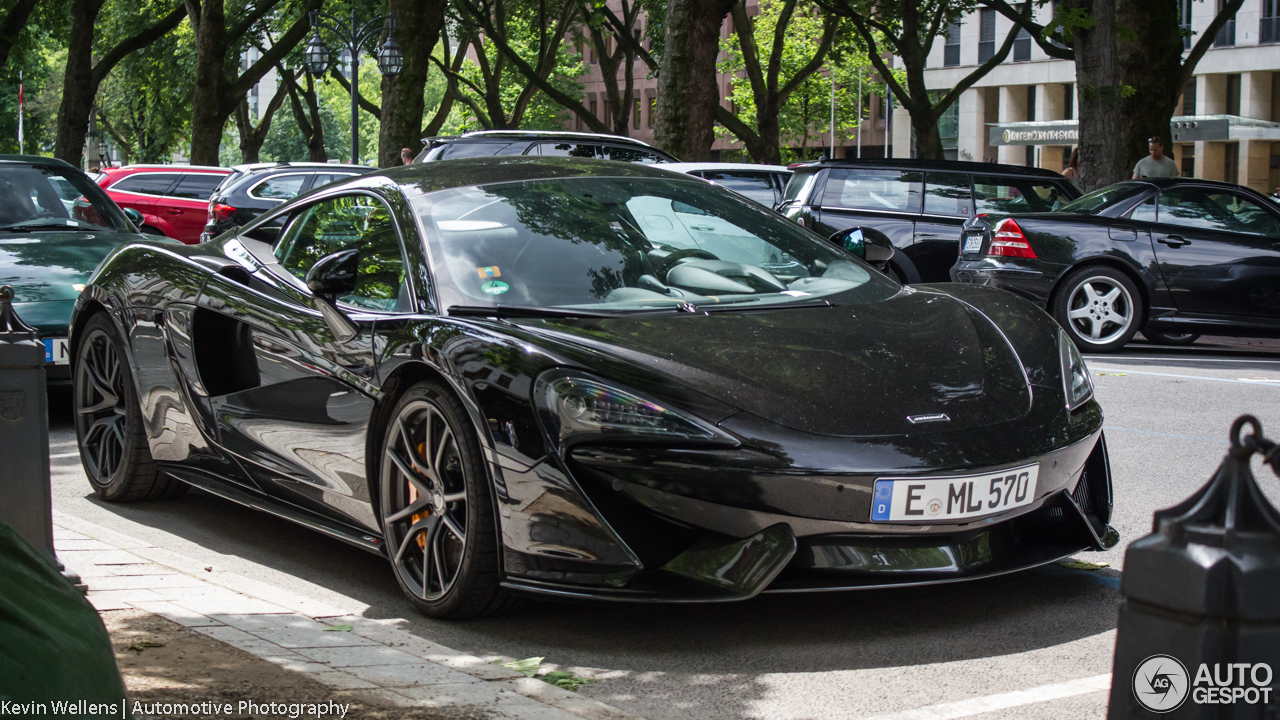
<box><xmin>0</xmin><ymin>221</ymin><xmax>97</xmax><ymax>232</ymax></box>
<box><xmin>696</xmin><ymin>298</ymin><xmax>834</xmax><ymax>313</ymax></box>
<box><xmin>448</xmin><ymin>304</ymin><xmax>640</xmax><ymax>319</ymax></box>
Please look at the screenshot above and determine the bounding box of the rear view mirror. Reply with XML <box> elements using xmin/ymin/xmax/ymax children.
<box><xmin>829</xmin><ymin>227</ymin><xmax>894</xmax><ymax>265</ymax></box>
<box><xmin>122</xmin><ymin>208</ymin><xmax>143</xmax><ymax>226</ymax></box>
<box><xmin>305</xmin><ymin>249</ymin><xmax>360</xmax><ymax>303</ymax></box>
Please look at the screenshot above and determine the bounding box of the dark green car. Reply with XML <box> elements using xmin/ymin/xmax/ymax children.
<box><xmin>0</xmin><ymin>155</ymin><xmax>164</xmax><ymax>382</ymax></box>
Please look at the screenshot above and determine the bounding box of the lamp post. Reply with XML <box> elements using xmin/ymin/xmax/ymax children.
<box><xmin>304</xmin><ymin>9</ymin><xmax>402</xmax><ymax>164</ymax></box>
<box><xmin>97</xmin><ymin>140</ymin><xmax>109</xmax><ymax>167</ymax></box>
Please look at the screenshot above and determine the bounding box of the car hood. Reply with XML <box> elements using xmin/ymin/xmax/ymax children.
<box><xmin>0</xmin><ymin>231</ymin><xmax>141</xmax><ymax>303</ymax></box>
<box><xmin>515</xmin><ymin>288</ymin><xmax>1034</xmax><ymax>437</ymax></box>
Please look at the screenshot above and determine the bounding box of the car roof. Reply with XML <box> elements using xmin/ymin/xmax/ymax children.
<box><xmin>425</xmin><ymin>130</ymin><xmax>662</xmax><ymax>150</ymax></box>
<box><xmin>663</xmin><ymin>162</ymin><xmax>792</xmax><ymax>173</ymax></box>
<box><xmin>377</xmin><ymin>156</ymin><xmax>695</xmax><ymax>197</ymax></box>
<box><xmin>105</xmin><ymin>164</ymin><xmax>229</xmax><ymax>173</ymax></box>
<box><xmin>229</xmin><ymin>161</ymin><xmax>370</xmax><ymax>173</ymax></box>
<box><xmin>798</xmin><ymin>157</ymin><xmax>1068</xmax><ymax>179</ymax></box>
<box><xmin>1124</xmin><ymin>176</ymin><xmax>1258</xmax><ymax>192</ymax></box>
<box><xmin>0</xmin><ymin>155</ymin><xmax>80</xmax><ymax>170</ymax></box>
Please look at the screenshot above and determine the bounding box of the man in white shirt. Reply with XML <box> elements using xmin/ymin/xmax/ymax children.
<box><xmin>1132</xmin><ymin>137</ymin><xmax>1180</xmax><ymax>179</ymax></box>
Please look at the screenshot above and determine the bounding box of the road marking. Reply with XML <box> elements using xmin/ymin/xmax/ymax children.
<box><xmin>1104</xmin><ymin>425</ymin><xmax>1223</xmax><ymax>444</ymax></box>
<box><xmin>850</xmin><ymin>674</ymin><xmax>1111</xmax><ymax>720</ymax></box>
<box><xmin>1086</xmin><ymin>355</ymin><xmax>1280</xmax><ymax>364</ymax></box>
<box><xmin>1088</xmin><ymin>366</ymin><xmax>1280</xmax><ymax>386</ymax></box>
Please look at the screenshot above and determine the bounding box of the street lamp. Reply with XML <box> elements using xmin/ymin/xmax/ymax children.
<box><xmin>97</xmin><ymin>140</ymin><xmax>109</xmax><ymax>166</ymax></box>
<box><xmin>306</xmin><ymin>9</ymin><xmax>400</xmax><ymax>164</ymax></box>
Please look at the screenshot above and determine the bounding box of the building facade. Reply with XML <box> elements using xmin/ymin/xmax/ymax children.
<box><xmin>907</xmin><ymin>0</ymin><xmax>1280</xmax><ymax>194</ymax></box>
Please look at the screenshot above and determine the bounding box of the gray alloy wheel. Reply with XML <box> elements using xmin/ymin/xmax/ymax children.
<box><xmin>378</xmin><ymin>381</ymin><xmax>513</xmax><ymax>618</ymax></box>
<box><xmin>1053</xmin><ymin>266</ymin><xmax>1143</xmax><ymax>353</ymax></box>
<box><xmin>73</xmin><ymin>313</ymin><xmax>185</xmax><ymax>501</ymax></box>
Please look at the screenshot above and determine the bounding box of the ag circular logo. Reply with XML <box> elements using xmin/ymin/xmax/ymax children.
<box><xmin>1133</xmin><ymin>654</ymin><xmax>1190</xmax><ymax>713</ymax></box>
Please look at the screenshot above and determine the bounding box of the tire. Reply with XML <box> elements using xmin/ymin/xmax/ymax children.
<box><xmin>1142</xmin><ymin>329</ymin><xmax>1201</xmax><ymax>346</ymax></box>
<box><xmin>378</xmin><ymin>380</ymin><xmax>514</xmax><ymax>619</ymax></box>
<box><xmin>1052</xmin><ymin>266</ymin><xmax>1144</xmax><ymax>353</ymax></box>
<box><xmin>73</xmin><ymin>313</ymin><xmax>187</xmax><ymax>501</ymax></box>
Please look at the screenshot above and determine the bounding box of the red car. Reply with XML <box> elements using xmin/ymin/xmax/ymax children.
<box><xmin>98</xmin><ymin>165</ymin><xmax>230</xmax><ymax>244</ymax></box>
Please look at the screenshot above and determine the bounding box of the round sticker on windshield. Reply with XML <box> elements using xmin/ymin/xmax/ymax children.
<box><xmin>481</xmin><ymin>280</ymin><xmax>509</xmax><ymax>295</ymax></box>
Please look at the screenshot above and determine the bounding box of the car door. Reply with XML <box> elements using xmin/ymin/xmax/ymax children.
<box><xmin>104</xmin><ymin>172</ymin><xmax>179</xmax><ymax>229</ymax></box>
<box><xmin>160</xmin><ymin>173</ymin><xmax>226</xmax><ymax>243</ymax></box>
<box><xmin>1148</xmin><ymin>185</ymin><xmax>1280</xmax><ymax>320</ymax></box>
<box><xmin>195</xmin><ymin>192</ymin><xmax>411</xmax><ymax>532</ymax></box>
<box><xmin>912</xmin><ymin>172</ymin><xmax>973</xmax><ymax>283</ymax></box>
<box><xmin>809</xmin><ymin>167</ymin><xmax>921</xmax><ymax>280</ymax></box>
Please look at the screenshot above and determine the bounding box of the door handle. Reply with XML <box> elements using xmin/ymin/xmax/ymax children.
<box><xmin>1157</xmin><ymin>235</ymin><xmax>1190</xmax><ymax>248</ymax></box>
<box><xmin>166</xmin><ymin>208</ymin><xmax>183</xmax><ymax>215</ymax></box>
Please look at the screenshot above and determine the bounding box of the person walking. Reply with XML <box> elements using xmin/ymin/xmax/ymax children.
<box><xmin>1132</xmin><ymin>137</ymin><xmax>1179</xmax><ymax>179</ymax></box>
<box><xmin>1062</xmin><ymin>147</ymin><xmax>1080</xmax><ymax>188</ymax></box>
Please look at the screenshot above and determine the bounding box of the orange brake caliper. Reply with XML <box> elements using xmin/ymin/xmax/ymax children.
<box><xmin>410</xmin><ymin>441</ymin><xmax>428</xmax><ymax>548</ymax></box>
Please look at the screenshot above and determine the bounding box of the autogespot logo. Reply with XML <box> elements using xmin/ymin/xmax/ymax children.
<box><xmin>1133</xmin><ymin>655</ymin><xmax>1190</xmax><ymax>713</ymax></box>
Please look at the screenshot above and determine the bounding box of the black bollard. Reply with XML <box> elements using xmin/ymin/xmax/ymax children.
<box><xmin>0</xmin><ymin>285</ymin><xmax>81</xmax><ymax>590</ymax></box>
<box><xmin>1107</xmin><ymin>415</ymin><xmax>1280</xmax><ymax>719</ymax></box>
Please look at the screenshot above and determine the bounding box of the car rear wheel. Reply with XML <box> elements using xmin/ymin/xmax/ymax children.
<box><xmin>1142</xmin><ymin>330</ymin><xmax>1201</xmax><ymax>346</ymax></box>
<box><xmin>1052</xmin><ymin>266</ymin><xmax>1143</xmax><ymax>353</ymax></box>
<box><xmin>73</xmin><ymin>313</ymin><xmax>186</xmax><ymax>501</ymax></box>
<box><xmin>378</xmin><ymin>381</ymin><xmax>515</xmax><ymax>619</ymax></box>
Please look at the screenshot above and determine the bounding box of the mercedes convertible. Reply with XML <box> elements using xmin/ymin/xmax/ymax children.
<box><xmin>70</xmin><ymin>158</ymin><xmax>1117</xmax><ymax>619</ymax></box>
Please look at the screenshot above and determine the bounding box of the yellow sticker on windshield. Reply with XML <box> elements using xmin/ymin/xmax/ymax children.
<box><xmin>477</xmin><ymin>266</ymin><xmax>501</xmax><ymax>279</ymax></box>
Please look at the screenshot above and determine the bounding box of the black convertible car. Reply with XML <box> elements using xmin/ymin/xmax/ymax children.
<box><xmin>70</xmin><ymin>158</ymin><xmax>1115</xmax><ymax>619</ymax></box>
<box><xmin>951</xmin><ymin>178</ymin><xmax>1280</xmax><ymax>352</ymax></box>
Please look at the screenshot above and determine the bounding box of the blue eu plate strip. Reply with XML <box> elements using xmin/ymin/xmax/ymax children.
<box><xmin>871</xmin><ymin>480</ymin><xmax>894</xmax><ymax>521</ymax></box>
<box><xmin>43</xmin><ymin>338</ymin><xmax>54</xmax><ymax>362</ymax></box>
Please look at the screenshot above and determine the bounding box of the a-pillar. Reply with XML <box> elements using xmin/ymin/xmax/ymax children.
<box><xmin>997</xmin><ymin>85</ymin><xmax>1028</xmax><ymax>165</ymax></box>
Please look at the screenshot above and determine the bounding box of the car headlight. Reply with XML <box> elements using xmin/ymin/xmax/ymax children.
<box><xmin>1059</xmin><ymin>330</ymin><xmax>1094</xmax><ymax>411</ymax></box>
<box><xmin>533</xmin><ymin>370</ymin><xmax>734</xmax><ymax>450</ymax></box>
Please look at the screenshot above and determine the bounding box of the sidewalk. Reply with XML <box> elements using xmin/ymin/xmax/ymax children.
<box><xmin>53</xmin><ymin>510</ymin><xmax>642</xmax><ymax>720</ymax></box>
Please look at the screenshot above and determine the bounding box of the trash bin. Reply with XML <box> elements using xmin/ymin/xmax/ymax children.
<box><xmin>1107</xmin><ymin>414</ymin><xmax>1280</xmax><ymax>718</ymax></box>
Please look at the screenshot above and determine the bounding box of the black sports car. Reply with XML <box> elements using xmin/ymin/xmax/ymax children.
<box><xmin>951</xmin><ymin>178</ymin><xmax>1280</xmax><ymax>352</ymax></box>
<box><xmin>70</xmin><ymin>158</ymin><xmax>1115</xmax><ymax>619</ymax></box>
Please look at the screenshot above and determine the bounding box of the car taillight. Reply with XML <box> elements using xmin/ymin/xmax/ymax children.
<box><xmin>987</xmin><ymin>218</ymin><xmax>1037</xmax><ymax>259</ymax></box>
<box><xmin>212</xmin><ymin>203</ymin><xmax>236</xmax><ymax>221</ymax></box>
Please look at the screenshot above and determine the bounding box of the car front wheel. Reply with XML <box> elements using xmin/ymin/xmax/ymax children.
<box><xmin>1052</xmin><ymin>266</ymin><xmax>1143</xmax><ymax>353</ymax></box>
<box><xmin>378</xmin><ymin>381</ymin><xmax>514</xmax><ymax>619</ymax></box>
<box><xmin>1142</xmin><ymin>330</ymin><xmax>1201</xmax><ymax>346</ymax></box>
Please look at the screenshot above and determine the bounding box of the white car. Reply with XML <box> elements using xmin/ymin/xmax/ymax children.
<box><xmin>661</xmin><ymin>162</ymin><xmax>792</xmax><ymax>209</ymax></box>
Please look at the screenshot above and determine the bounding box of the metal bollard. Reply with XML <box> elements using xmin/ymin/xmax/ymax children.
<box><xmin>1107</xmin><ymin>414</ymin><xmax>1280</xmax><ymax>719</ymax></box>
<box><xmin>0</xmin><ymin>285</ymin><xmax>80</xmax><ymax>589</ymax></box>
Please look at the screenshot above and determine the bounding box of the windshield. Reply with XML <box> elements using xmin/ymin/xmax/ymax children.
<box><xmin>1056</xmin><ymin>183</ymin><xmax>1146</xmax><ymax>215</ymax></box>
<box><xmin>411</xmin><ymin>176</ymin><xmax>899</xmax><ymax>313</ymax></box>
<box><xmin>0</xmin><ymin>164</ymin><xmax>129</xmax><ymax>232</ymax></box>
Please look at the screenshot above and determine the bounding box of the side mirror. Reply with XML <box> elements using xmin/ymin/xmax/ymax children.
<box><xmin>305</xmin><ymin>249</ymin><xmax>360</xmax><ymax>303</ymax></box>
<box><xmin>122</xmin><ymin>207</ymin><xmax>143</xmax><ymax>226</ymax></box>
<box><xmin>829</xmin><ymin>227</ymin><xmax>894</xmax><ymax>265</ymax></box>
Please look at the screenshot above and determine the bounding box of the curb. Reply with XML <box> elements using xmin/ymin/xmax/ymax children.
<box><xmin>53</xmin><ymin>510</ymin><xmax>643</xmax><ymax>720</ymax></box>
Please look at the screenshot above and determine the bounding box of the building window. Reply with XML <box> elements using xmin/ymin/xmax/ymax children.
<box><xmin>1180</xmin><ymin>0</ymin><xmax>1193</xmax><ymax>50</ymax></box>
<box><xmin>1224</xmin><ymin>142</ymin><xmax>1239</xmax><ymax>182</ymax></box>
<box><xmin>944</xmin><ymin>19</ymin><xmax>961</xmax><ymax>67</ymax></box>
<box><xmin>1064</xmin><ymin>83</ymin><xmax>1074</xmax><ymax>120</ymax></box>
<box><xmin>1214</xmin><ymin>0</ymin><xmax>1235</xmax><ymax>46</ymax></box>
<box><xmin>1263</xmin><ymin>0</ymin><xmax>1280</xmax><ymax>44</ymax></box>
<box><xmin>648</xmin><ymin>97</ymin><xmax>656</xmax><ymax>127</ymax></box>
<box><xmin>1181</xmin><ymin>143</ymin><xmax>1195</xmax><ymax>177</ymax></box>
<box><xmin>1226</xmin><ymin>73</ymin><xmax>1241</xmax><ymax>115</ymax></box>
<box><xmin>1027</xmin><ymin>85</ymin><xmax>1037</xmax><ymax>121</ymax></box>
<box><xmin>1013</xmin><ymin>25</ymin><xmax>1032</xmax><ymax>61</ymax></box>
<box><xmin>1182</xmin><ymin>77</ymin><xmax>1197</xmax><ymax>115</ymax></box>
<box><xmin>978</xmin><ymin>9</ymin><xmax>996</xmax><ymax>62</ymax></box>
<box><xmin>634</xmin><ymin>99</ymin><xmax>641</xmax><ymax>129</ymax></box>
<box><xmin>590</xmin><ymin>100</ymin><xmax>598</xmax><ymax>120</ymax></box>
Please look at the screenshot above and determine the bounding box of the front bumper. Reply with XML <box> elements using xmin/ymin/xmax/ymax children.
<box><xmin>950</xmin><ymin>258</ymin><xmax>1064</xmax><ymax>307</ymax></box>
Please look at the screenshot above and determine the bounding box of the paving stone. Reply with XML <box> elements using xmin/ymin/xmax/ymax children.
<box><xmin>169</xmin><ymin>590</ymin><xmax>293</xmax><ymax>616</ymax></box>
<box><xmin>260</xmin><ymin>655</ymin><xmax>334</xmax><ymax>673</ymax></box>
<box><xmin>199</xmin><ymin>572</ymin><xmax>349</xmax><ymax>618</ymax></box>
<box><xmin>310</xmin><ymin>671</ymin><xmax>379</xmax><ymax>690</ymax></box>
<box><xmin>87</xmin><ymin>588</ymin><xmax>167</xmax><ymax>603</ymax></box>
<box><xmin>208</xmin><ymin>614</ymin><xmax>379</xmax><ymax>649</ymax></box>
<box><xmin>107</xmin><ymin>564</ymin><xmax>191</xmax><ymax>576</ymax></box>
<box><xmin>341</xmin><ymin>689</ymin><xmax>418</xmax><ymax>708</ymax></box>
<box><xmin>317</xmin><ymin>615</ymin><xmax>523</xmax><ymax>680</ymax></box>
<box><xmin>87</xmin><ymin>596</ymin><xmax>132</xmax><ymax>611</ymax></box>
<box><xmin>52</xmin><ymin>527</ymin><xmax>88</xmax><ymax>541</ymax></box>
<box><xmin>342</xmin><ymin>662</ymin><xmax>480</xmax><ymax>688</ymax></box>
<box><xmin>58</xmin><ymin>549</ymin><xmax>149</xmax><ymax>566</ymax></box>
<box><xmin>293</xmin><ymin>645</ymin><xmax>425</xmax><ymax>668</ymax></box>
<box><xmin>87</xmin><ymin>574</ymin><xmax>207</xmax><ymax>591</ymax></box>
<box><xmin>495</xmin><ymin>678</ymin><xmax>646</xmax><ymax>720</ymax></box>
<box><xmin>192</xmin><ymin>625</ymin><xmax>288</xmax><ymax>656</ymax></box>
<box><xmin>55</xmin><ymin>538</ymin><xmax>115</xmax><ymax>551</ymax></box>
<box><xmin>127</xmin><ymin>600</ymin><xmax>224</xmax><ymax>628</ymax></box>
<box><xmin>394</xmin><ymin>682</ymin><xmax>514</xmax><ymax>708</ymax></box>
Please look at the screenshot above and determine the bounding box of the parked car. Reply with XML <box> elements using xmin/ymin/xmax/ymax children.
<box><xmin>70</xmin><ymin>156</ymin><xmax>1114</xmax><ymax>619</ymax></box>
<box><xmin>951</xmin><ymin>177</ymin><xmax>1280</xmax><ymax>352</ymax></box>
<box><xmin>661</xmin><ymin>163</ymin><xmax>791</xmax><ymax>208</ymax></box>
<box><xmin>201</xmin><ymin>161</ymin><xmax>369</xmax><ymax>242</ymax></box>
<box><xmin>413</xmin><ymin>130</ymin><xmax>678</xmax><ymax>164</ymax></box>
<box><xmin>778</xmin><ymin>159</ymin><xmax>1081</xmax><ymax>283</ymax></box>
<box><xmin>0</xmin><ymin>155</ymin><xmax>169</xmax><ymax>382</ymax></box>
<box><xmin>98</xmin><ymin>165</ymin><xmax>230</xmax><ymax>244</ymax></box>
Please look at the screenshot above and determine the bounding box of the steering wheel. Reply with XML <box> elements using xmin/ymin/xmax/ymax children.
<box><xmin>656</xmin><ymin>248</ymin><xmax>720</xmax><ymax>280</ymax></box>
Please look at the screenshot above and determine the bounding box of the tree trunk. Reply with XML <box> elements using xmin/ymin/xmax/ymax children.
<box><xmin>1116</xmin><ymin>0</ymin><xmax>1185</xmax><ymax>179</ymax></box>
<box><xmin>653</xmin><ymin>0</ymin><xmax>736</xmax><ymax>161</ymax></box>
<box><xmin>1068</xmin><ymin>0</ymin><xmax>1126</xmax><ymax>190</ymax></box>
<box><xmin>188</xmin><ymin>0</ymin><xmax>229</xmax><ymax>165</ymax></box>
<box><xmin>53</xmin><ymin>0</ymin><xmax>105</xmax><ymax>166</ymax></box>
<box><xmin>911</xmin><ymin>115</ymin><xmax>945</xmax><ymax>161</ymax></box>
<box><xmin>285</xmin><ymin>70</ymin><xmax>328</xmax><ymax>162</ymax></box>
<box><xmin>377</xmin><ymin>0</ymin><xmax>446</xmax><ymax>167</ymax></box>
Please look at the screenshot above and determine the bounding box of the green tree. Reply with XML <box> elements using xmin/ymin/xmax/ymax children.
<box><xmin>97</xmin><ymin>24</ymin><xmax>196</xmax><ymax>163</ymax></box>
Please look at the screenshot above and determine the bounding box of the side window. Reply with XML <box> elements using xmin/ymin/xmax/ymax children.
<box><xmin>168</xmin><ymin>173</ymin><xmax>225</xmax><ymax>200</ymax></box>
<box><xmin>538</xmin><ymin>142</ymin><xmax>602</xmax><ymax>158</ymax></box>
<box><xmin>604</xmin><ymin>146</ymin><xmax>667</xmax><ymax>164</ymax></box>
<box><xmin>923</xmin><ymin>172</ymin><xmax>973</xmax><ymax>217</ymax></box>
<box><xmin>1217</xmin><ymin>192</ymin><xmax>1280</xmax><ymax>235</ymax></box>
<box><xmin>703</xmin><ymin>171</ymin><xmax>777</xmax><ymax>206</ymax></box>
<box><xmin>1129</xmin><ymin>196</ymin><xmax>1158</xmax><ymax>223</ymax></box>
<box><xmin>251</xmin><ymin>174</ymin><xmax>309</xmax><ymax>201</ymax></box>
<box><xmin>1157</xmin><ymin>187</ymin><xmax>1234</xmax><ymax>233</ymax></box>
<box><xmin>110</xmin><ymin>173</ymin><xmax>178</xmax><ymax>196</ymax></box>
<box><xmin>275</xmin><ymin>195</ymin><xmax>408</xmax><ymax>312</ymax></box>
<box><xmin>821</xmin><ymin>169</ymin><xmax>922</xmax><ymax>212</ymax></box>
<box><xmin>973</xmin><ymin>176</ymin><xmax>1069</xmax><ymax>214</ymax></box>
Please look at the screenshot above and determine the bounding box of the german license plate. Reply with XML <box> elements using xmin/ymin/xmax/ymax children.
<box><xmin>870</xmin><ymin>464</ymin><xmax>1039</xmax><ymax>522</ymax></box>
<box><xmin>44</xmin><ymin>337</ymin><xmax>70</xmax><ymax>365</ymax></box>
<box><xmin>963</xmin><ymin>235</ymin><xmax>984</xmax><ymax>254</ymax></box>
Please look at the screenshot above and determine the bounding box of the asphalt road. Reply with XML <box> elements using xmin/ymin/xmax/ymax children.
<box><xmin>45</xmin><ymin>338</ymin><xmax>1280</xmax><ymax>720</ymax></box>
